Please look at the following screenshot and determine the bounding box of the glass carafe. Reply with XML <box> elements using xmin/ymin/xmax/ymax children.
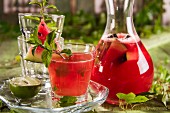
<box><xmin>91</xmin><ymin>0</ymin><xmax>154</xmax><ymax>104</ymax></box>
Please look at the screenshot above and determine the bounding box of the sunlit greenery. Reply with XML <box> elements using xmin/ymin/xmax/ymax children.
<box><xmin>0</xmin><ymin>0</ymin><xmax>165</xmax><ymax>43</ymax></box>
<box><xmin>62</xmin><ymin>10</ymin><xmax>106</xmax><ymax>44</ymax></box>
<box><xmin>0</xmin><ymin>21</ymin><xmax>20</xmax><ymax>40</ymax></box>
<box><xmin>134</xmin><ymin>0</ymin><xmax>164</xmax><ymax>38</ymax></box>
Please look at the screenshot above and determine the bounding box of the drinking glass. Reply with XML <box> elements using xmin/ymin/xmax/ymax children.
<box><xmin>48</xmin><ymin>43</ymin><xmax>95</xmax><ymax>102</ymax></box>
<box><xmin>18</xmin><ymin>13</ymin><xmax>65</xmax><ymax>79</ymax></box>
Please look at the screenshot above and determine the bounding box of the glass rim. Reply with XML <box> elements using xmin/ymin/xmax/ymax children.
<box><xmin>51</xmin><ymin>43</ymin><xmax>96</xmax><ymax>63</ymax></box>
<box><xmin>18</xmin><ymin>13</ymin><xmax>65</xmax><ymax>18</ymax></box>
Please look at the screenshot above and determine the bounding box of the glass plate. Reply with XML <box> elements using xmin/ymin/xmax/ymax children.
<box><xmin>0</xmin><ymin>79</ymin><xmax>109</xmax><ymax>113</ymax></box>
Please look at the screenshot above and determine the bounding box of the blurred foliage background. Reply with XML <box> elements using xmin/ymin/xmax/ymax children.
<box><xmin>0</xmin><ymin>0</ymin><xmax>169</xmax><ymax>44</ymax></box>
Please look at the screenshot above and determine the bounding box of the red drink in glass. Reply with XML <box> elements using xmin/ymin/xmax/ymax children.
<box><xmin>48</xmin><ymin>44</ymin><xmax>95</xmax><ymax>98</ymax></box>
<box><xmin>91</xmin><ymin>33</ymin><xmax>154</xmax><ymax>104</ymax></box>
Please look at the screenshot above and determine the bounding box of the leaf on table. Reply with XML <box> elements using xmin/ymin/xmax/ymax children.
<box><xmin>116</xmin><ymin>92</ymin><xmax>149</xmax><ymax>104</ymax></box>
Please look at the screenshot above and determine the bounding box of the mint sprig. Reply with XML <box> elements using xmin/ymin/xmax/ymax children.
<box><xmin>116</xmin><ymin>92</ymin><xmax>149</xmax><ymax>110</ymax></box>
<box><xmin>26</xmin><ymin>0</ymin><xmax>72</xmax><ymax>67</ymax></box>
<box><xmin>58</xmin><ymin>96</ymin><xmax>77</xmax><ymax>107</ymax></box>
<box><xmin>27</xmin><ymin>29</ymin><xmax>72</xmax><ymax>67</ymax></box>
<box><xmin>24</xmin><ymin>16</ymin><xmax>40</xmax><ymax>21</ymax></box>
<box><xmin>61</xmin><ymin>49</ymin><xmax>72</xmax><ymax>57</ymax></box>
<box><xmin>29</xmin><ymin>0</ymin><xmax>58</xmax><ymax>16</ymax></box>
<box><xmin>117</xmin><ymin>92</ymin><xmax>149</xmax><ymax>104</ymax></box>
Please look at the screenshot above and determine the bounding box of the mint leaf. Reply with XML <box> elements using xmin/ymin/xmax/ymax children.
<box><xmin>78</xmin><ymin>69</ymin><xmax>85</xmax><ymax>77</ymax></box>
<box><xmin>132</xmin><ymin>96</ymin><xmax>149</xmax><ymax>103</ymax></box>
<box><xmin>116</xmin><ymin>92</ymin><xmax>149</xmax><ymax>104</ymax></box>
<box><xmin>42</xmin><ymin>49</ymin><xmax>52</xmax><ymax>67</ymax></box>
<box><xmin>46</xmin><ymin>30</ymin><xmax>56</xmax><ymax>45</ymax></box>
<box><xmin>61</xmin><ymin>49</ymin><xmax>72</xmax><ymax>57</ymax></box>
<box><xmin>44</xmin><ymin>42</ymin><xmax>51</xmax><ymax>51</ymax></box>
<box><xmin>42</xmin><ymin>0</ymin><xmax>48</xmax><ymax>6</ymax></box>
<box><xmin>55</xmin><ymin>64</ymin><xmax>69</xmax><ymax>76</ymax></box>
<box><xmin>116</xmin><ymin>93</ymin><xmax>127</xmax><ymax>100</ymax></box>
<box><xmin>46</xmin><ymin>5</ymin><xmax>58</xmax><ymax>10</ymax></box>
<box><xmin>26</xmin><ymin>27</ymin><xmax>41</xmax><ymax>46</ymax></box>
<box><xmin>45</xmin><ymin>16</ymin><xmax>55</xmax><ymax>23</ymax></box>
<box><xmin>32</xmin><ymin>27</ymin><xmax>42</xmax><ymax>43</ymax></box>
<box><xmin>29</xmin><ymin>1</ymin><xmax>42</xmax><ymax>7</ymax></box>
<box><xmin>47</xmin><ymin>23</ymin><xmax>57</xmax><ymax>31</ymax></box>
<box><xmin>124</xmin><ymin>92</ymin><xmax>136</xmax><ymax>102</ymax></box>
<box><xmin>24</xmin><ymin>16</ymin><xmax>40</xmax><ymax>21</ymax></box>
<box><xmin>44</xmin><ymin>30</ymin><xmax>56</xmax><ymax>51</ymax></box>
<box><xmin>59</xmin><ymin>96</ymin><xmax>77</xmax><ymax>107</ymax></box>
<box><xmin>116</xmin><ymin>92</ymin><xmax>136</xmax><ymax>101</ymax></box>
<box><xmin>26</xmin><ymin>38</ymin><xmax>36</xmax><ymax>44</ymax></box>
<box><xmin>126</xmin><ymin>96</ymin><xmax>149</xmax><ymax>104</ymax></box>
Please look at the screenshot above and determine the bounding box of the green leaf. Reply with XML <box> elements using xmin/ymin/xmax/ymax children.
<box><xmin>61</xmin><ymin>49</ymin><xmax>72</xmax><ymax>57</ymax></box>
<box><xmin>117</xmin><ymin>92</ymin><xmax>136</xmax><ymax>101</ymax></box>
<box><xmin>26</xmin><ymin>26</ymin><xmax>41</xmax><ymax>45</ymax></box>
<box><xmin>116</xmin><ymin>93</ymin><xmax>127</xmax><ymax>100</ymax></box>
<box><xmin>127</xmin><ymin>96</ymin><xmax>149</xmax><ymax>104</ymax></box>
<box><xmin>33</xmin><ymin>27</ymin><xmax>42</xmax><ymax>45</ymax></box>
<box><xmin>29</xmin><ymin>1</ymin><xmax>42</xmax><ymax>7</ymax></box>
<box><xmin>78</xmin><ymin>69</ymin><xmax>85</xmax><ymax>77</ymax></box>
<box><xmin>46</xmin><ymin>30</ymin><xmax>56</xmax><ymax>45</ymax></box>
<box><xmin>24</xmin><ymin>16</ymin><xmax>40</xmax><ymax>21</ymax></box>
<box><xmin>44</xmin><ymin>30</ymin><xmax>56</xmax><ymax>51</ymax></box>
<box><xmin>42</xmin><ymin>49</ymin><xmax>52</xmax><ymax>67</ymax></box>
<box><xmin>59</xmin><ymin>96</ymin><xmax>77</xmax><ymax>107</ymax></box>
<box><xmin>46</xmin><ymin>5</ymin><xmax>58</xmax><ymax>10</ymax></box>
<box><xmin>47</xmin><ymin>23</ymin><xmax>57</xmax><ymax>31</ymax></box>
<box><xmin>26</xmin><ymin>38</ymin><xmax>35</xmax><ymax>44</ymax></box>
<box><xmin>44</xmin><ymin>42</ymin><xmax>51</xmax><ymax>50</ymax></box>
<box><xmin>52</xmin><ymin>40</ymin><xmax>57</xmax><ymax>50</ymax></box>
<box><xmin>116</xmin><ymin>92</ymin><xmax>149</xmax><ymax>104</ymax></box>
<box><xmin>43</xmin><ymin>0</ymin><xmax>48</xmax><ymax>6</ymax></box>
<box><xmin>125</xmin><ymin>92</ymin><xmax>136</xmax><ymax>101</ymax></box>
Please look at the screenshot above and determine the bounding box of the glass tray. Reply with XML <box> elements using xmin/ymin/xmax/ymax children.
<box><xmin>0</xmin><ymin>78</ymin><xmax>109</xmax><ymax>113</ymax></box>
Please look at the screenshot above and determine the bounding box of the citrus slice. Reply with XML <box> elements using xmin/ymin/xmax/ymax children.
<box><xmin>9</xmin><ymin>76</ymin><xmax>41</xmax><ymax>99</ymax></box>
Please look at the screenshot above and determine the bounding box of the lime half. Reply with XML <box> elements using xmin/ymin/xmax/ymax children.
<box><xmin>9</xmin><ymin>76</ymin><xmax>41</xmax><ymax>99</ymax></box>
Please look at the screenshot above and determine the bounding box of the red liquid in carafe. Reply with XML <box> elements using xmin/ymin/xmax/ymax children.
<box><xmin>91</xmin><ymin>33</ymin><xmax>154</xmax><ymax>104</ymax></box>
